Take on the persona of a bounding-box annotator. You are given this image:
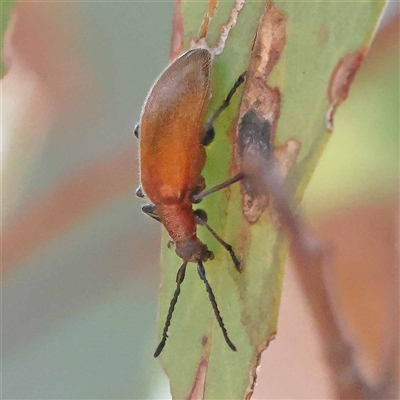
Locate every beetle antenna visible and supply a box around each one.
[154,262,187,357]
[197,261,237,352]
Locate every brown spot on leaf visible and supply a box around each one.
[237,108,273,224]
[249,2,286,79]
[273,138,302,180]
[242,192,269,224]
[191,0,245,56]
[198,0,219,42]
[170,0,184,60]
[201,335,208,347]
[185,359,208,400]
[326,49,365,131]
[209,0,246,55]
[236,2,299,224]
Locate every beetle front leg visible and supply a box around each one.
[194,209,241,271]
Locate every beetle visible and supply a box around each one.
[134,48,246,357]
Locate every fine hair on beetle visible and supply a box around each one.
[135,48,246,357]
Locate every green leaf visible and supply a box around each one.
[1,1,15,78]
[155,1,385,399]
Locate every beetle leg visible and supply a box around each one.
[194,209,241,271]
[201,71,247,145]
[135,186,145,198]
[133,123,140,138]
[191,172,245,203]
[142,204,161,223]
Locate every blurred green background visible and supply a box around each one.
[2,2,398,399]
[3,3,174,399]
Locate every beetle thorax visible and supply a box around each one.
[156,202,214,263]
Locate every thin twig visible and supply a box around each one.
[244,156,399,399]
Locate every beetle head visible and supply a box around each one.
[175,238,214,263]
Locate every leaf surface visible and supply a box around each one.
[156,1,385,399]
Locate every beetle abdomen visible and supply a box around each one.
[139,49,212,203]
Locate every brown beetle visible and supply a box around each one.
[135,48,245,357]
